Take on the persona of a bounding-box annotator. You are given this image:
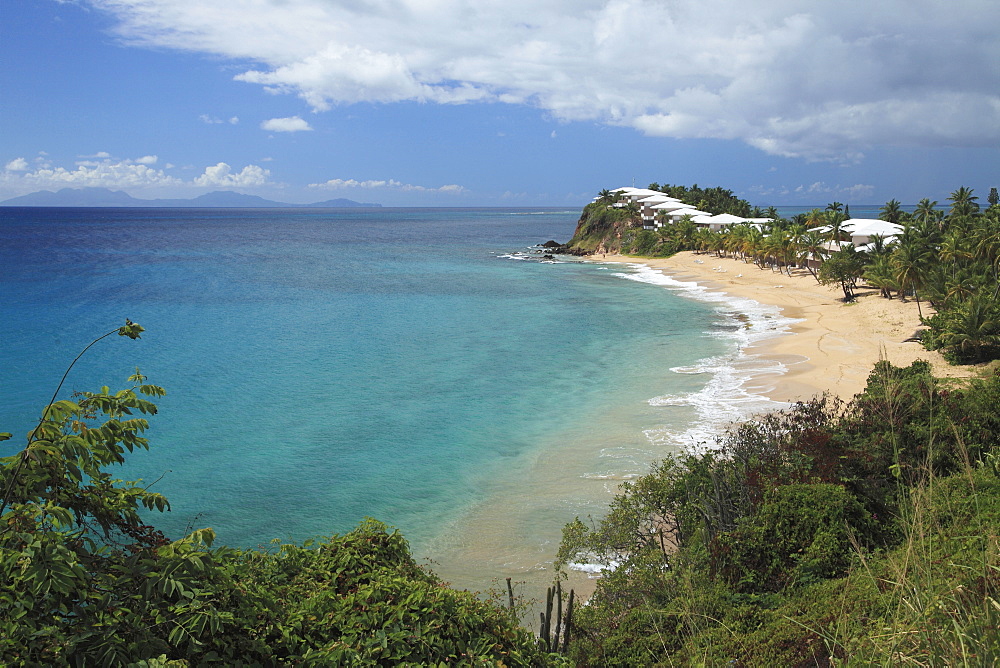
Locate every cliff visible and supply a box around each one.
[565,202,637,254]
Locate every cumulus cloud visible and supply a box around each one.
[7,158,183,189]
[309,178,465,193]
[260,116,313,132]
[1,155,271,192]
[194,162,271,187]
[83,0,1000,161]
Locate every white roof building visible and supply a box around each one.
[637,195,681,204]
[842,219,904,245]
[664,208,711,222]
[619,188,665,200]
[650,201,696,212]
[812,218,903,247]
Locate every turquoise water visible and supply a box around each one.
[1,206,793,591]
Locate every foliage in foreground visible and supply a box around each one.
[0,324,553,666]
[558,361,1000,665]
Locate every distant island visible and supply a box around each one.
[0,187,381,208]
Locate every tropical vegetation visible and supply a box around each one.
[7,181,1000,664]
[571,184,1000,364]
[557,360,1000,665]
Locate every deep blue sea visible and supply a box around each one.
[1,206,795,591]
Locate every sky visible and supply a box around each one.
[2,0,998,207]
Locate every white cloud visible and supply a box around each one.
[85,0,1000,161]
[260,116,313,132]
[7,160,182,189]
[200,114,241,125]
[194,162,271,187]
[309,178,465,193]
[1,156,271,193]
[843,183,876,199]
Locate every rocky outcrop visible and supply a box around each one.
[564,204,635,254]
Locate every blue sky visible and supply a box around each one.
[2,0,998,207]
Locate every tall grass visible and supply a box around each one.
[819,391,1000,665]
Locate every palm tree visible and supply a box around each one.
[914,198,940,224]
[596,189,615,206]
[936,293,1000,361]
[866,233,893,257]
[892,238,933,317]
[797,230,828,281]
[825,212,850,246]
[741,226,765,266]
[724,224,748,260]
[623,200,641,227]
[674,216,697,249]
[974,217,1000,279]
[863,254,899,299]
[772,232,797,275]
[948,186,979,217]
[826,201,844,214]
[693,228,715,254]
[880,199,904,224]
[805,208,828,230]
[939,230,973,267]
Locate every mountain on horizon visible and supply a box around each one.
[0,187,381,208]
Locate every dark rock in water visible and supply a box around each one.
[534,240,590,256]
[542,254,555,259]
[529,240,590,257]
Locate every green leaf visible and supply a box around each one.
[118,319,144,339]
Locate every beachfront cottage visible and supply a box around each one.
[810,218,903,250]
[840,219,904,247]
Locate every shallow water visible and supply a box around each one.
[1,206,796,603]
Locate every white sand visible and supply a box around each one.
[598,251,976,403]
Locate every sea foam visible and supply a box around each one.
[609,262,802,453]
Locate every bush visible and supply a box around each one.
[713,483,875,591]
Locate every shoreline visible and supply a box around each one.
[429,248,979,609]
[596,251,975,403]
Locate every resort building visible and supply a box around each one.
[602,186,771,232]
[840,219,904,247]
[810,218,904,251]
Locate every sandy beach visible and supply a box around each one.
[598,251,975,403]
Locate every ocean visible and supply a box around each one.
[1,206,795,593]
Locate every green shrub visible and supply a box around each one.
[713,483,875,592]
